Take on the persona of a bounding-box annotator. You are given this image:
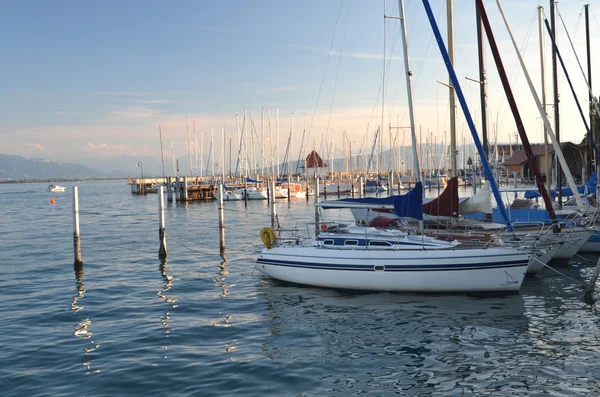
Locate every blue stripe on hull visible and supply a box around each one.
[256,258,529,272]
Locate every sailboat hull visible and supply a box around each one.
[256,246,529,292]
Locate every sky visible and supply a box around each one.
[1,0,599,175]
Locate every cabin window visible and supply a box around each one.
[323,239,334,246]
[344,240,359,246]
[369,240,392,247]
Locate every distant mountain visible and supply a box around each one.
[0,154,108,180]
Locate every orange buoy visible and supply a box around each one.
[49,198,56,205]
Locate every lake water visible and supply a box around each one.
[2,180,600,396]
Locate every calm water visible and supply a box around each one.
[2,180,600,396]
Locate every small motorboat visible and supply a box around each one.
[48,185,66,192]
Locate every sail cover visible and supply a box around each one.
[393,182,423,220]
[422,177,459,217]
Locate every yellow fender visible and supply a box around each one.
[260,227,276,249]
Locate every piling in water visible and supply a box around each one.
[270,179,277,230]
[158,186,167,258]
[73,186,83,266]
[218,183,225,253]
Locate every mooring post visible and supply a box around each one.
[244,177,248,206]
[166,177,172,202]
[323,180,327,199]
[358,176,364,198]
[73,186,83,266]
[183,176,188,202]
[306,178,310,201]
[270,179,277,230]
[266,177,271,204]
[158,186,168,258]
[389,172,394,196]
[174,177,180,202]
[287,174,291,202]
[218,183,225,253]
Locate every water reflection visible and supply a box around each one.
[71,263,100,374]
[257,281,534,395]
[213,253,238,354]
[158,259,177,359]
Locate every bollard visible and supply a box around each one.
[158,186,168,258]
[73,186,83,266]
[270,179,277,230]
[218,183,225,253]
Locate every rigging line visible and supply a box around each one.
[591,6,600,36]
[306,0,345,147]
[496,8,537,141]
[556,3,584,66]
[555,3,591,88]
[325,1,352,153]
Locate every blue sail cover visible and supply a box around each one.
[524,173,596,199]
[320,183,424,220]
[394,182,423,220]
[246,177,263,183]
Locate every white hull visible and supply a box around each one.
[526,242,562,273]
[235,187,268,200]
[552,228,594,259]
[48,185,66,192]
[256,245,529,292]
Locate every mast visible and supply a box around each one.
[543,18,600,162]
[476,2,488,159]
[538,5,551,192]
[476,0,557,225]
[422,0,513,230]
[186,116,192,177]
[398,0,423,232]
[448,0,457,178]
[550,0,562,207]
[261,108,264,179]
[494,0,583,208]
[586,4,594,172]
[221,125,225,183]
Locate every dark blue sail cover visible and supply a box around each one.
[394,182,423,220]
[320,183,424,220]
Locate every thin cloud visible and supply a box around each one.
[288,44,403,61]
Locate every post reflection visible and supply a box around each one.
[214,253,231,297]
[158,259,177,359]
[71,262,100,374]
[214,253,238,353]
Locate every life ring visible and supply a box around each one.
[260,227,276,249]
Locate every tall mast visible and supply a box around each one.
[538,6,551,193]
[476,2,488,159]
[476,0,557,225]
[550,0,562,207]
[211,128,215,178]
[186,116,193,177]
[221,125,225,182]
[261,108,265,178]
[494,0,583,208]
[448,0,457,178]
[159,125,166,180]
[586,4,594,172]
[276,105,280,177]
[398,0,421,183]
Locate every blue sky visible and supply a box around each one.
[1,0,598,174]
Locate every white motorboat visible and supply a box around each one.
[48,185,66,192]
[235,186,268,200]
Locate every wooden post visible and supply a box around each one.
[270,179,277,230]
[166,177,173,202]
[287,174,291,202]
[323,180,327,199]
[174,177,180,202]
[218,183,225,253]
[183,176,188,201]
[358,176,364,198]
[389,172,394,196]
[266,177,271,204]
[73,186,83,266]
[244,177,248,206]
[315,177,320,201]
[158,186,167,258]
